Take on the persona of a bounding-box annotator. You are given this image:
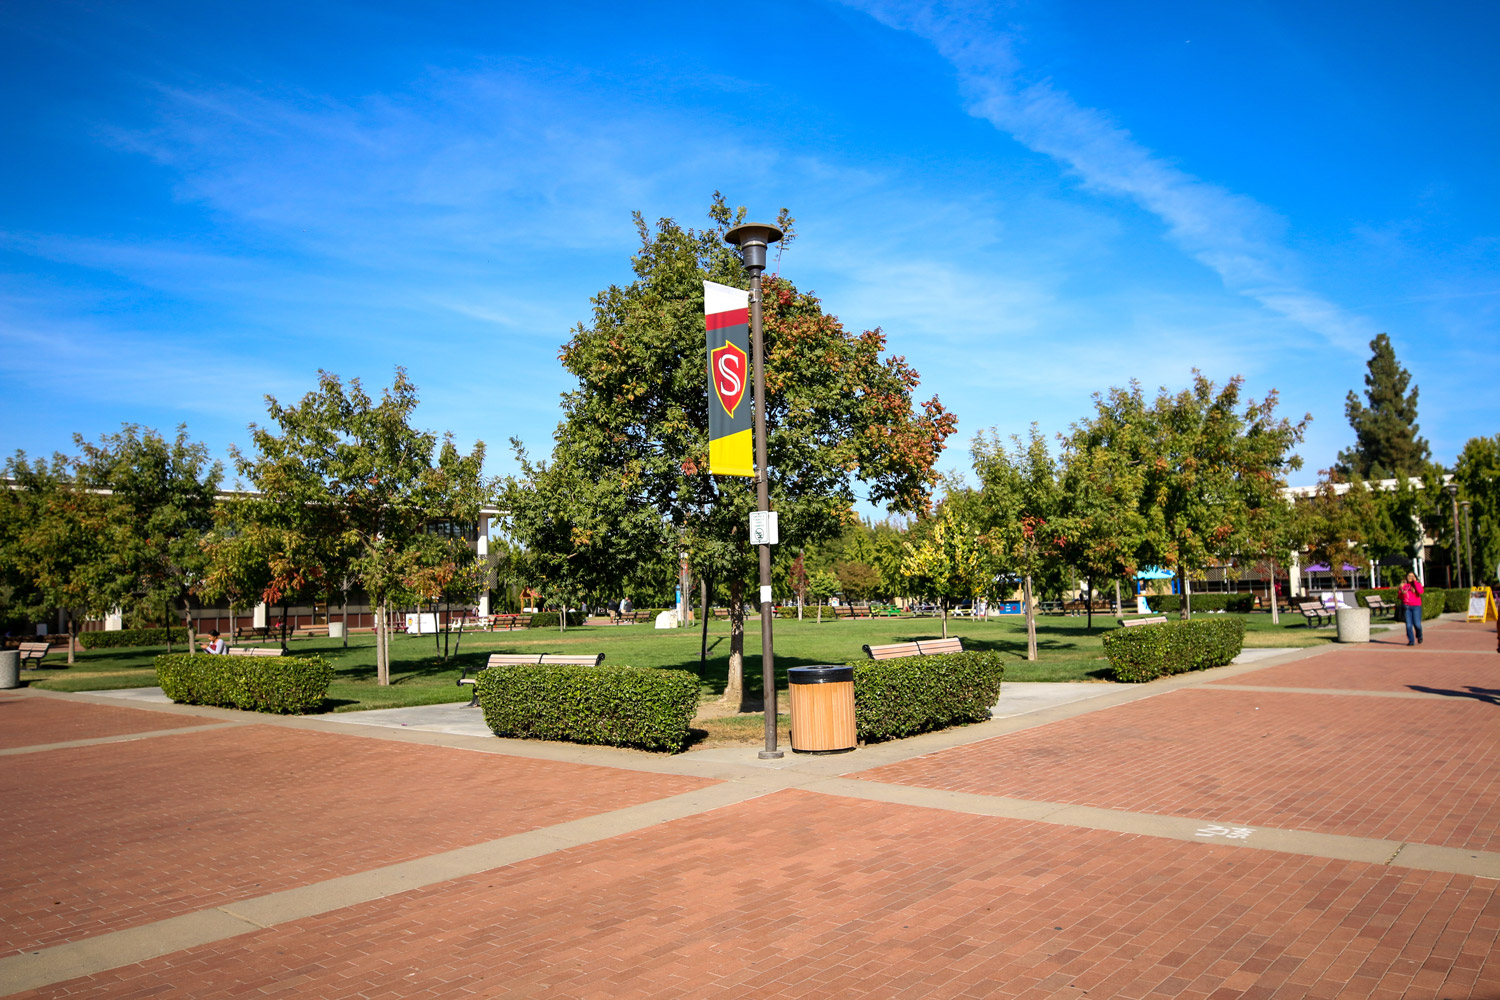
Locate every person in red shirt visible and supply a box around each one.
[1397,572,1424,646]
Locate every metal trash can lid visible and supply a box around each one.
[787,664,854,684]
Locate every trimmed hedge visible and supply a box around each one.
[1443,587,1470,613]
[1101,617,1246,683]
[1354,587,1447,620]
[849,651,1005,743]
[525,611,588,629]
[78,627,190,650]
[155,653,332,714]
[475,661,698,753]
[1149,593,1255,614]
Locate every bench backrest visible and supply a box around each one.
[18,642,50,658]
[1121,616,1168,628]
[485,653,606,668]
[1297,601,1324,612]
[863,637,965,660]
[227,646,284,657]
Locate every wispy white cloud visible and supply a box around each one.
[844,0,1375,355]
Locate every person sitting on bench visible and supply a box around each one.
[203,629,227,655]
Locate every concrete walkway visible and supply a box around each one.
[2,625,1496,998]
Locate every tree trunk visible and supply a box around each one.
[720,578,747,710]
[1179,567,1192,620]
[1085,577,1093,629]
[66,610,76,665]
[1114,579,1122,617]
[816,599,822,623]
[376,598,390,686]
[699,574,711,673]
[280,600,289,651]
[1023,574,1038,661]
[1268,565,1280,625]
[940,599,948,638]
[340,586,349,649]
[165,600,174,654]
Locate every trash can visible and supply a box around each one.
[0,650,19,690]
[788,665,856,754]
[1335,606,1370,643]
[328,622,345,639]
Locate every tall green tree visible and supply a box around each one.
[1336,333,1430,479]
[899,501,989,638]
[540,198,956,709]
[1453,434,1500,585]
[227,369,490,684]
[73,425,222,648]
[1075,376,1307,618]
[1059,415,1150,628]
[972,425,1065,660]
[0,452,113,661]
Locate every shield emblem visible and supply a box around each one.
[710,341,748,418]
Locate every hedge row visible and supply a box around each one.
[1149,594,1255,614]
[1101,618,1246,683]
[78,628,190,650]
[1354,587,1450,620]
[849,651,1005,743]
[525,611,588,629]
[475,661,699,752]
[155,653,333,714]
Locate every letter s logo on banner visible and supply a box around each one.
[711,341,747,418]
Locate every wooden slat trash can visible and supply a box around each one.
[788,665,856,754]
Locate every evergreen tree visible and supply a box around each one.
[1336,333,1430,479]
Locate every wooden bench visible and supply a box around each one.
[1363,595,1396,619]
[18,641,51,668]
[457,652,607,706]
[862,637,965,660]
[615,610,653,624]
[1118,615,1169,628]
[226,646,285,657]
[1297,601,1334,627]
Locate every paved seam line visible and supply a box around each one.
[801,776,1500,881]
[0,779,771,996]
[0,721,251,757]
[1203,685,1460,700]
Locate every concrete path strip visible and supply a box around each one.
[0,721,248,757]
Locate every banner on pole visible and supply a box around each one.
[704,280,754,477]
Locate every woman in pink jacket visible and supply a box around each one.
[1398,572,1424,646]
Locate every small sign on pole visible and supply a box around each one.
[749,511,779,546]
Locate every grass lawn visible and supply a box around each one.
[22,610,1351,712]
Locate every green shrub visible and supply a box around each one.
[155,653,332,714]
[78,627,190,650]
[525,611,588,629]
[475,662,699,752]
[1443,588,1470,613]
[849,651,1004,743]
[1424,589,1447,620]
[1149,593,1255,614]
[1101,618,1246,683]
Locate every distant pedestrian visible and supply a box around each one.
[1397,573,1424,646]
[607,599,619,623]
[620,596,633,615]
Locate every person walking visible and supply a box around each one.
[1397,572,1424,646]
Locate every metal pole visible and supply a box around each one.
[725,222,784,760]
[1462,501,1474,587]
[1448,484,1463,589]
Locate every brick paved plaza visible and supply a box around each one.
[2,621,1496,998]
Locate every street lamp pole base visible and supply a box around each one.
[757,750,785,760]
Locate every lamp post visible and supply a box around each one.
[724,221,784,760]
[1445,482,1463,589]
[1461,501,1474,588]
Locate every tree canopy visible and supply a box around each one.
[1336,333,1430,480]
[512,197,957,708]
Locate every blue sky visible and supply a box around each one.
[3,0,1496,494]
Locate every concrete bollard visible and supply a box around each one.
[0,650,19,689]
[1335,606,1371,643]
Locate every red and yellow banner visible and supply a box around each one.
[704,281,753,477]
